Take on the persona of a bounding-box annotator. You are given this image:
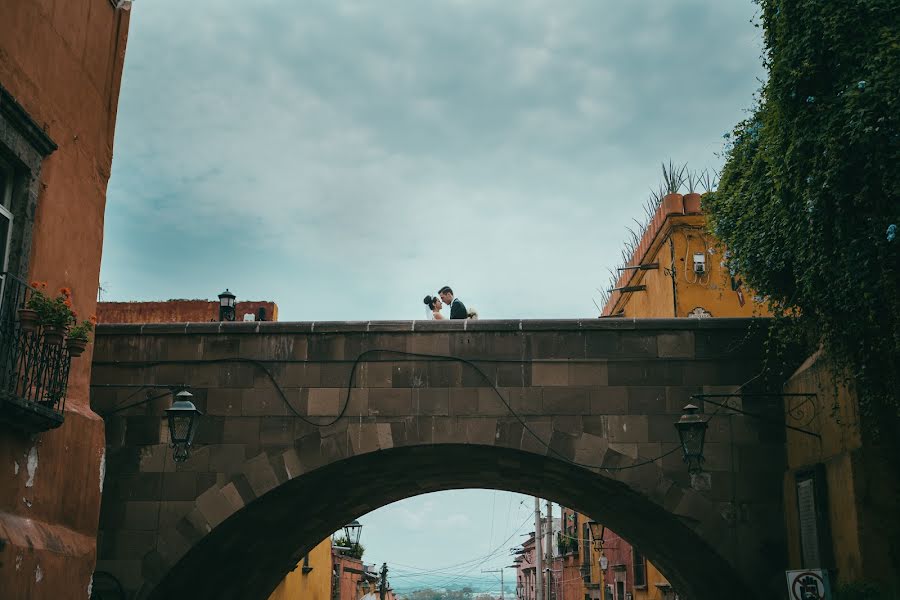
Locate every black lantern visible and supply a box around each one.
[587,521,605,552]
[343,520,363,548]
[675,404,708,474]
[218,289,236,322]
[165,390,202,462]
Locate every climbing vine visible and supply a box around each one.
[704,0,900,428]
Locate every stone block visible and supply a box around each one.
[208,444,246,475]
[320,363,355,388]
[552,415,583,435]
[608,361,683,386]
[391,361,430,388]
[160,472,198,501]
[589,387,628,414]
[413,388,449,416]
[195,486,235,528]
[123,501,160,530]
[428,361,461,387]
[218,363,256,388]
[343,389,369,417]
[500,387,544,415]
[573,432,607,467]
[307,388,341,417]
[260,417,294,446]
[408,333,451,356]
[605,415,648,443]
[125,417,162,445]
[477,387,510,416]
[464,418,498,445]
[618,333,658,357]
[496,419,524,450]
[608,442,639,459]
[206,389,243,416]
[520,419,551,455]
[657,331,695,358]
[449,388,479,415]
[241,453,279,497]
[110,530,157,560]
[363,362,393,388]
[174,446,210,473]
[542,388,590,415]
[241,388,288,417]
[158,501,194,530]
[532,362,569,386]
[280,449,304,480]
[627,387,667,415]
[549,430,576,461]
[222,418,260,446]
[583,331,619,357]
[647,415,681,443]
[307,334,345,361]
[368,388,412,416]
[497,363,530,387]
[348,423,381,454]
[431,417,459,444]
[569,362,608,386]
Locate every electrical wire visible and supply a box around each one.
[99,351,765,472]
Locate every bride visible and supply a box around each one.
[423,295,445,320]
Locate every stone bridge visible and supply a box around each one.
[90,319,787,600]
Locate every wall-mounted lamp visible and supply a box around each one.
[674,404,708,475]
[165,390,203,462]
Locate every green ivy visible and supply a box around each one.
[705,0,900,431]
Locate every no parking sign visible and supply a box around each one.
[785,570,832,600]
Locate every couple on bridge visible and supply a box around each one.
[423,285,477,320]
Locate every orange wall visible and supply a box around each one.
[97,299,279,323]
[602,194,767,319]
[0,1,130,598]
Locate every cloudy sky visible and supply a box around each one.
[102,0,764,584]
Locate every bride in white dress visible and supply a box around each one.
[423,295,445,320]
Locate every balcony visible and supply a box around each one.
[0,273,70,432]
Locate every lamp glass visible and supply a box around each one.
[343,520,363,547]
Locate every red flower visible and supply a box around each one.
[59,287,72,297]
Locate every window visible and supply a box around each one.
[796,465,834,569]
[581,523,590,563]
[0,156,14,296]
[632,549,646,587]
[615,581,625,600]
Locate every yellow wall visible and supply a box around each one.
[781,352,899,588]
[607,214,767,319]
[269,538,333,600]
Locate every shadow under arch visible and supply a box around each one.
[148,444,754,600]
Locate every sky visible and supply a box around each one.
[102,0,765,587]
[101,0,764,321]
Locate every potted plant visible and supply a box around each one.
[66,316,96,357]
[26,284,75,345]
[661,160,686,213]
[683,170,703,214]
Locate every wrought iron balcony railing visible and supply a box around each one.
[0,273,70,432]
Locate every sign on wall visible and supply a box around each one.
[785,570,832,600]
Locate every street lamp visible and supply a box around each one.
[218,289,236,322]
[674,404,708,474]
[587,521,605,552]
[343,520,363,548]
[165,390,202,462]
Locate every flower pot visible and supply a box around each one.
[661,193,684,215]
[42,325,67,346]
[66,337,88,357]
[683,192,702,214]
[17,308,39,333]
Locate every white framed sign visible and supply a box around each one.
[785,570,832,600]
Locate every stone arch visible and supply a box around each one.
[142,443,749,600]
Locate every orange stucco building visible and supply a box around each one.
[0,1,131,598]
[97,298,279,324]
[602,192,766,319]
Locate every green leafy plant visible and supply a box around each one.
[333,535,365,559]
[26,282,75,329]
[704,0,900,435]
[661,160,686,195]
[68,317,96,342]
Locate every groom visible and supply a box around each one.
[438,286,468,319]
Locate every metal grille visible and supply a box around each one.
[0,273,70,431]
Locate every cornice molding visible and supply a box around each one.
[0,83,57,157]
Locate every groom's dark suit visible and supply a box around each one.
[449,298,468,319]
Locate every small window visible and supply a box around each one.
[615,581,625,600]
[632,549,646,587]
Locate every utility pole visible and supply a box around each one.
[545,500,552,600]
[481,568,504,600]
[534,497,543,600]
[379,562,388,600]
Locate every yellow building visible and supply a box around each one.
[269,538,333,600]
[602,192,766,319]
